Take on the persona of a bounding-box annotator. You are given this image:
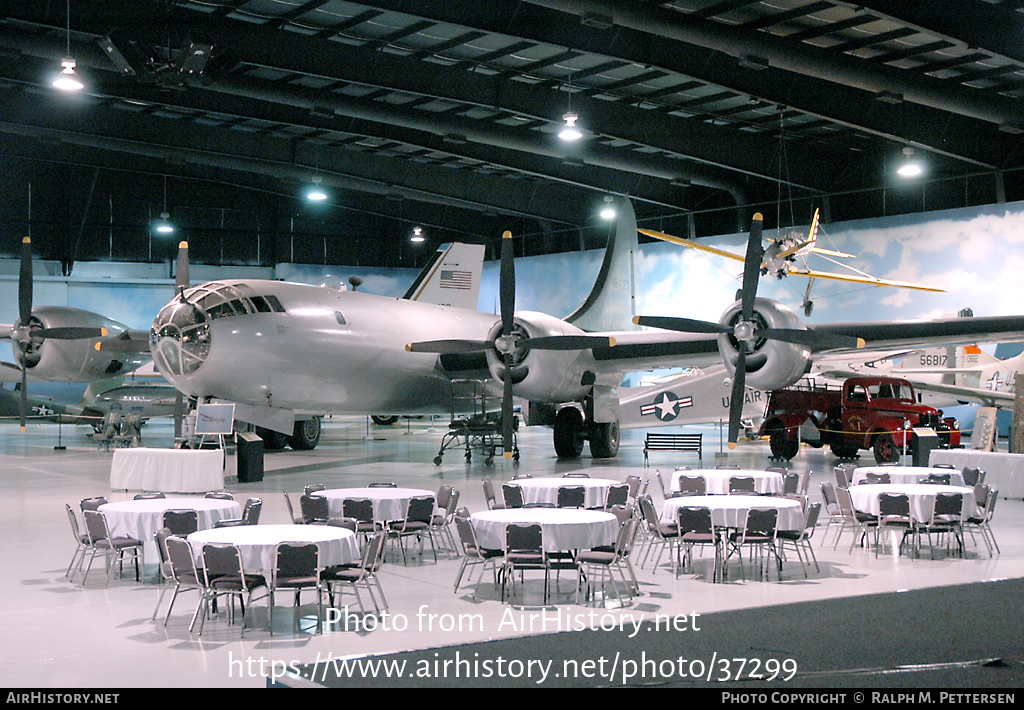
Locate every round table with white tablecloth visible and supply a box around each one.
[316,487,435,522]
[848,483,977,523]
[469,509,618,552]
[662,495,804,532]
[187,524,359,572]
[671,469,785,495]
[511,477,621,508]
[852,466,965,487]
[98,497,241,541]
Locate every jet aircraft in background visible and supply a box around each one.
[148,201,1024,460]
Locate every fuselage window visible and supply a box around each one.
[205,301,236,320]
[335,311,346,325]
[228,299,250,315]
[264,295,285,312]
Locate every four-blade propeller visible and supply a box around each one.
[6,237,107,430]
[634,213,863,449]
[406,231,613,459]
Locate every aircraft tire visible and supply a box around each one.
[371,415,400,426]
[553,407,585,459]
[256,427,289,450]
[589,420,620,459]
[288,416,322,450]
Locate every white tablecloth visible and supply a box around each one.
[848,484,977,523]
[470,509,617,552]
[662,495,804,532]
[928,449,1024,498]
[512,477,621,508]
[98,498,241,541]
[110,448,225,493]
[671,469,785,495]
[317,487,435,522]
[187,524,359,572]
[852,466,965,487]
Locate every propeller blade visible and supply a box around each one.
[19,364,28,431]
[19,237,32,327]
[521,335,616,350]
[755,328,864,350]
[633,315,729,335]
[36,327,108,340]
[739,213,764,321]
[728,347,747,448]
[500,231,515,337]
[405,339,491,354]
[175,241,190,293]
[502,353,514,459]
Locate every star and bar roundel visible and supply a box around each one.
[639,391,693,422]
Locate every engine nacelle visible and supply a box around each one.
[717,297,812,391]
[12,307,142,382]
[485,311,597,403]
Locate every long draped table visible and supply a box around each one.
[670,469,785,495]
[928,449,1024,498]
[98,497,241,541]
[110,448,225,493]
[469,509,617,552]
[187,524,360,572]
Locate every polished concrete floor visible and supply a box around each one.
[1,415,1021,688]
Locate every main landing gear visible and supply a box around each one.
[552,406,620,460]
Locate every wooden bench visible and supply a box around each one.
[643,432,703,467]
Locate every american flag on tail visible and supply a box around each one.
[440,270,472,290]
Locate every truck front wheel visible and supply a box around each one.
[769,427,799,460]
[873,433,900,464]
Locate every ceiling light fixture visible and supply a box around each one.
[306,175,328,201]
[897,146,923,178]
[599,195,617,220]
[155,212,174,234]
[53,1,83,92]
[411,226,425,243]
[559,112,583,141]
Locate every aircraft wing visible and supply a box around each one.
[786,267,945,292]
[811,315,1024,357]
[96,329,152,353]
[897,380,1014,408]
[637,228,746,263]
[588,329,723,373]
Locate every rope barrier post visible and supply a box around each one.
[54,411,66,451]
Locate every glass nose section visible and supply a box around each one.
[150,299,211,376]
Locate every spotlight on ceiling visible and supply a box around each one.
[154,212,174,234]
[558,112,583,141]
[306,176,328,202]
[411,226,425,243]
[599,195,617,220]
[897,147,923,178]
[53,57,83,91]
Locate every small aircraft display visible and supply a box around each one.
[148,200,1024,460]
[638,208,945,316]
[817,343,1024,410]
[0,238,152,430]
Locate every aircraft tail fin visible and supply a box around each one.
[403,242,485,310]
[564,197,640,332]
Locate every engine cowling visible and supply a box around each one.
[717,297,812,391]
[485,311,597,403]
[11,307,142,382]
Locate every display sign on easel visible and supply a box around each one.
[195,403,235,449]
[971,407,998,452]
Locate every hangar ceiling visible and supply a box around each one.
[2,1,1024,270]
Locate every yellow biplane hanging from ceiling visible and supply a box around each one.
[638,208,945,316]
